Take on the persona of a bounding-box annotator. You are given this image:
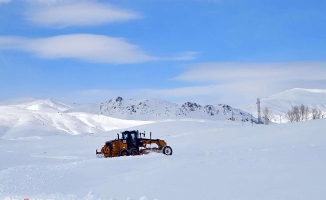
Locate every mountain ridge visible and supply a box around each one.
[0,96,253,137]
[96,96,252,121]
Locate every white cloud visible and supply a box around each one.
[25,1,141,27]
[69,88,211,104]
[135,83,266,105]
[0,0,11,5]
[170,62,326,105]
[31,0,65,5]
[176,62,326,82]
[0,34,155,64]
[169,51,199,61]
[51,61,326,105]
[65,61,326,105]
[0,36,26,50]
[0,34,198,64]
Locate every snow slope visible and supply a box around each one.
[1,119,326,200]
[242,88,326,123]
[0,98,152,138]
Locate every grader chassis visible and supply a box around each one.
[96,130,172,158]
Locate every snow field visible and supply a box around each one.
[1,119,326,199]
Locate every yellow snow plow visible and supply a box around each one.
[96,130,172,158]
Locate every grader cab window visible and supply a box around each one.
[121,131,137,149]
[131,132,136,140]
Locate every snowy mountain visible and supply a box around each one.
[242,88,326,123]
[0,97,253,137]
[96,96,253,121]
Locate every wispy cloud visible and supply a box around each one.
[0,0,11,5]
[0,34,197,64]
[169,51,199,61]
[176,62,326,82]
[25,1,141,27]
[71,84,263,105]
[30,0,66,5]
[0,34,155,64]
[70,88,211,104]
[171,62,326,105]
[60,62,326,105]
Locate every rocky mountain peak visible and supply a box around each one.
[182,102,202,111]
[98,96,253,121]
[116,96,123,102]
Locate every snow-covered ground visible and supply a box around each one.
[1,118,326,200]
[1,90,326,199]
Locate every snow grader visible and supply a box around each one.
[96,130,173,158]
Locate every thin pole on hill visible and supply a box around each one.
[280,115,282,124]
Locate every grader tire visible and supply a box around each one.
[162,146,173,155]
[118,149,129,157]
[129,148,140,156]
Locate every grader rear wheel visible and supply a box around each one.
[118,149,129,157]
[129,148,140,156]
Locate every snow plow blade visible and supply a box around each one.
[96,149,104,158]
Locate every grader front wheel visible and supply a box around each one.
[162,146,173,155]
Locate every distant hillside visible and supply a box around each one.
[94,96,253,121]
[0,97,254,137]
[242,88,326,123]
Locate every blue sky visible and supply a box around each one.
[0,0,326,106]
